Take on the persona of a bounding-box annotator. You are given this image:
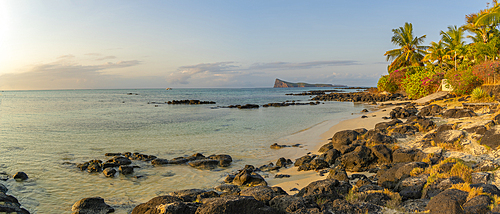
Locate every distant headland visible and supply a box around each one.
[273,78,346,88]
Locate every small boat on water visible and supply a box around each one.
[166,88,172,90]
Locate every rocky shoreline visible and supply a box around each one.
[7,91,500,213]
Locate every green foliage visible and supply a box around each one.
[384,22,428,72]
[445,68,483,96]
[400,66,444,99]
[471,87,488,100]
[377,75,398,93]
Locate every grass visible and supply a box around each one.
[450,183,487,201]
[423,158,474,188]
[471,87,496,102]
[346,187,402,210]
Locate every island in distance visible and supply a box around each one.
[273,78,347,88]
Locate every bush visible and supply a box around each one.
[388,68,408,87]
[472,60,500,84]
[401,66,444,99]
[445,69,483,96]
[471,87,488,100]
[377,75,398,93]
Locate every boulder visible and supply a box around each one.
[168,189,206,202]
[320,148,341,165]
[296,179,351,200]
[275,157,293,168]
[269,195,317,213]
[207,155,232,167]
[239,186,287,205]
[102,168,116,178]
[331,130,360,145]
[188,159,220,170]
[364,131,395,145]
[374,119,402,130]
[442,109,476,118]
[294,155,315,167]
[392,148,425,163]
[318,142,333,153]
[401,199,429,213]
[106,156,132,166]
[433,130,464,144]
[214,184,240,194]
[119,166,134,175]
[131,195,184,214]
[320,198,382,214]
[13,172,28,181]
[151,158,170,166]
[195,196,278,214]
[418,104,444,117]
[0,192,30,214]
[472,172,491,184]
[463,195,491,214]
[326,166,349,182]
[169,157,189,164]
[196,191,219,202]
[71,197,114,214]
[425,189,467,214]
[479,127,500,150]
[87,160,102,173]
[298,158,329,171]
[232,169,267,187]
[339,146,375,172]
[370,144,392,164]
[470,183,500,196]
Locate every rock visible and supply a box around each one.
[269,195,317,213]
[298,158,329,171]
[169,157,190,164]
[392,148,425,163]
[331,130,360,145]
[361,109,369,113]
[270,143,286,149]
[195,196,278,214]
[472,172,491,184]
[239,186,287,205]
[339,146,375,172]
[442,108,476,118]
[87,160,103,173]
[374,119,402,130]
[370,144,392,164]
[296,179,351,200]
[13,172,28,181]
[106,156,132,166]
[364,131,396,145]
[214,184,240,194]
[479,127,500,150]
[0,183,7,194]
[474,160,499,171]
[320,198,382,214]
[102,168,116,178]
[131,195,184,214]
[318,142,334,153]
[463,195,491,214]
[390,105,418,119]
[418,104,444,117]
[0,192,30,214]
[151,158,170,166]
[320,148,341,165]
[232,169,267,186]
[425,189,467,214]
[422,177,465,199]
[326,166,349,182]
[276,157,293,168]
[470,183,500,196]
[196,191,219,202]
[395,162,428,181]
[357,184,384,193]
[119,166,134,175]
[294,155,315,167]
[167,189,206,202]
[188,159,220,170]
[274,174,290,178]
[71,197,114,214]
[401,199,429,213]
[433,130,465,144]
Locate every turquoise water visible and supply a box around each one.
[0,88,367,213]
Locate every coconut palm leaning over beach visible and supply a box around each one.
[384,22,428,72]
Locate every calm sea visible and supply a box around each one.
[0,88,367,213]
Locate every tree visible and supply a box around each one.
[384,22,428,72]
[439,26,465,67]
[475,1,500,27]
[423,41,447,67]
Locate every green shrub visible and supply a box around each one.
[471,87,488,100]
[445,69,483,96]
[472,60,500,84]
[377,75,398,93]
[401,66,443,99]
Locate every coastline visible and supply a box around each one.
[267,103,394,193]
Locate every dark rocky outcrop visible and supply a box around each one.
[195,196,278,214]
[0,192,30,214]
[13,172,28,181]
[425,189,468,214]
[231,169,267,187]
[167,100,216,105]
[479,127,500,149]
[339,146,375,172]
[442,109,476,118]
[71,197,114,214]
[239,186,287,205]
[188,159,220,170]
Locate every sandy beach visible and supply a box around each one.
[267,104,396,194]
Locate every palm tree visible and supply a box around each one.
[475,2,500,27]
[423,41,447,67]
[384,22,428,72]
[440,26,465,67]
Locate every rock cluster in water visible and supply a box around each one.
[168,100,216,105]
[75,152,233,178]
[0,173,30,213]
[312,92,406,103]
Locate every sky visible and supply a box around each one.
[0,0,491,90]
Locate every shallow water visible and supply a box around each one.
[0,88,367,213]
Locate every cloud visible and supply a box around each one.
[84,53,101,56]
[168,62,239,84]
[248,60,360,70]
[0,57,141,90]
[96,56,117,61]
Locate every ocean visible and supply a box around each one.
[0,88,368,213]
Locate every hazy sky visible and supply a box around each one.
[0,1,490,90]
